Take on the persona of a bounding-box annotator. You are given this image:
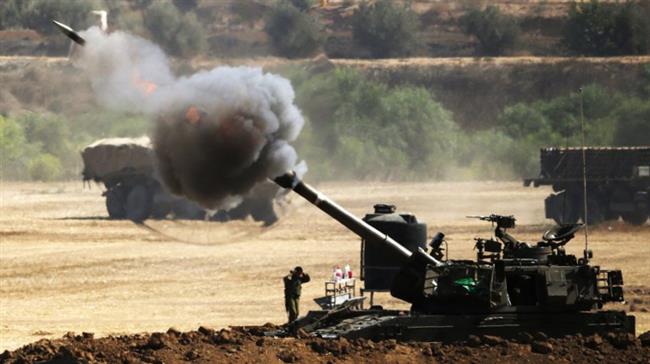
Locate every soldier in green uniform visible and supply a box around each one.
[283,266,311,323]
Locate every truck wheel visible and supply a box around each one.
[226,201,252,221]
[172,200,205,220]
[105,188,126,219]
[125,185,153,222]
[621,210,648,225]
[583,197,605,226]
[605,210,620,221]
[150,192,173,219]
[552,207,579,225]
[249,199,278,226]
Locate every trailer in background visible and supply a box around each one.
[524,147,650,225]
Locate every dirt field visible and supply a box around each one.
[1,180,649,352]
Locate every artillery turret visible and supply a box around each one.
[272,171,635,341]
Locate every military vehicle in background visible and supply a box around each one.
[524,147,650,225]
[81,137,281,224]
[268,171,633,341]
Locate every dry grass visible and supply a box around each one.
[1,180,648,351]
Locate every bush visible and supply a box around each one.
[172,0,199,13]
[460,6,520,56]
[0,115,26,163]
[144,1,207,57]
[289,0,314,11]
[294,68,457,180]
[19,113,71,159]
[265,3,323,58]
[613,98,650,146]
[0,115,33,179]
[231,0,264,26]
[18,113,79,178]
[489,84,650,178]
[499,103,550,139]
[642,64,650,97]
[499,84,621,142]
[28,153,63,181]
[563,0,650,56]
[0,0,29,29]
[351,0,420,58]
[21,0,97,36]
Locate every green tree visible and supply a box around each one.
[265,2,323,58]
[351,0,421,58]
[294,69,457,180]
[641,64,650,97]
[144,1,207,57]
[492,84,626,177]
[0,115,32,179]
[563,0,650,56]
[499,104,550,139]
[231,0,265,26]
[0,0,29,29]
[172,0,199,13]
[289,0,314,11]
[28,153,63,181]
[460,6,520,56]
[613,98,650,146]
[18,113,78,178]
[21,0,97,36]
[20,113,71,159]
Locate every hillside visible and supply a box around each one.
[2,55,648,129]
[0,0,627,58]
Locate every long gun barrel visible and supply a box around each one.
[274,171,442,266]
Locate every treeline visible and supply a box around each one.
[2,0,650,58]
[289,68,650,181]
[2,67,648,182]
[0,0,206,56]
[0,112,147,181]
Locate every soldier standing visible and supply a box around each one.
[283,266,310,323]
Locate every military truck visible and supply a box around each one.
[81,137,281,224]
[524,147,650,225]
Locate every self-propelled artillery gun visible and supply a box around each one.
[271,171,634,341]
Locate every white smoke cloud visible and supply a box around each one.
[75,27,306,209]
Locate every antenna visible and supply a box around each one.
[579,87,590,262]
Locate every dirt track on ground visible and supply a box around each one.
[1,181,649,353]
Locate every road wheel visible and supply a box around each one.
[621,210,648,225]
[105,188,126,219]
[125,185,153,222]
